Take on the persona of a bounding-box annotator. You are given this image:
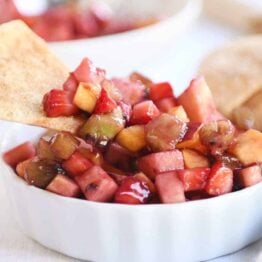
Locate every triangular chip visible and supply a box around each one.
[0,20,84,133]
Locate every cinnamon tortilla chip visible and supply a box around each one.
[0,20,84,133]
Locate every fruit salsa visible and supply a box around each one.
[0,0,158,42]
[3,58,262,204]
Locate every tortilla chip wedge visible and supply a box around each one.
[0,20,84,133]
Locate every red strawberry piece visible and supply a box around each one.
[63,73,78,93]
[155,97,177,112]
[149,82,174,101]
[205,162,233,196]
[3,142,36,167]
[177,167,210,192]
[114,177,152,204]
[94,88,117,114]
[43,89,79,117]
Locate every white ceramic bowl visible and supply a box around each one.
[49,0,202,75]
[0,122,262,262]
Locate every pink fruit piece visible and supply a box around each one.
[47,174,81,198]
[154,97,177,112]
[118,100,132,122]
[138,150,184,180]
[114,177,152,204]
[238,164,262,187]
[3,142,36,167]
[94,88,117,114]
[75,165,118,202]
[145,113,187,152]
[149,82,174,101]
[155,172,186,204]
[63,73,78,93]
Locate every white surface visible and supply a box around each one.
[0,15,262,262]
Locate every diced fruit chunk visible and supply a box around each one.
[129,72,153,88]
[138,150,184,179]
[228,129,262,165]
[116,125,146,153]
[130,100,160,125]
[168,106,189,122]
[205,162,233,196]
[50,132,80,160]
[238,165,262,187]
[114,177,152,204]
[134,172,156,193]
[155,97,177,112]
[16,158,32,178]
[145,113,187,151]
[177,77,224,122]
[62,151,93,177]
[3,142,36,167]
[182,149,209,168]
[155,172,186,203]
[75,165,118,202]
[94,88,117,114]
[73,82,101,113]
[36,138,56,160]
[47,174,81,197]
[149,82,173,101]
[177,167,210,191]
[63,73,78,92]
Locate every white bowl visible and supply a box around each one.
[49,0,202,75]
[0,122,262,262]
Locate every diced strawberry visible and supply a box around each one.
[102,79,122,102]
[238,165,262,187]
[16,158,32,178]
[43,89,79,117]
[118,101,132,122]
[63,73,78,93]
[75,165,118,202]
[155,97,177,112]
[149,82,174,101]
[73,58,105,85]
[138,150,184,179]
[155,172,186,204]
[205,162,233,196]
[47,174,81,197]
[62,151,93,177]
[3,142,36,167]
[177,168,210,192]
[130,100,160,125]
[114,177,152,204]
[94,88,117,114]
[112,77,145,105]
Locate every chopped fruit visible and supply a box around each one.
[116,125,146,153]
[129,72,153,88]
[118,101,132,122]
[16,159,32,178]
[182,149,209,168]
[102,79,122,102]
[3,142,36,167]
[138,150,184,179]
[73,82,101,113]
[130,100,160,125]
[78,147,104,166]
[205,162,233,196]
[155,97,177,112]
[134,172,156,193]
[63,73,78,93]
[238,165,262,187]
[62,151,93,177]
[155,172,186,204]
[73,58,105,85]
[102,163,127,183]
[114,177,152,204]
[177,77,224,123]
[176,123,207,154]
[47,174,81,197]
[145,113,187,151]
[94,88,117,114]
[215,154,242,170]
[79,107,125,146]
[177,168,210,192]
[112,77,145,105]
[168,106,189,122]
[25,158,62,189]
[50,132,80,160]
[43,89,79,117]
[199,120,235,155]
[36,138,56,160]
[149,82,174,101]
[228,129,262,166]
[75,165,118,202]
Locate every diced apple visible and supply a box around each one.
[182,149,209,168]
[145,113,187,151]
[116,125,146,153]
[75,165,118,202]
[16,158,32,178]
[36,138,56,160]
[168,106,189,122]
[177,167,210,192]
[228,129,262,166]
[155,172,186,204]
[149,82,174,101]
[238,165,262,187]
[177,77,224,122]
[47,174,81,197]
[138,150,184,179]
[155,97,177,112]
[73,82,101,113]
